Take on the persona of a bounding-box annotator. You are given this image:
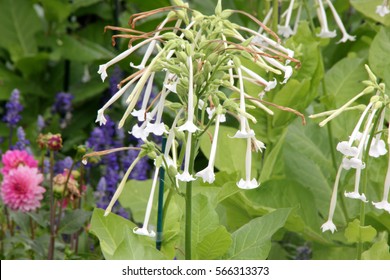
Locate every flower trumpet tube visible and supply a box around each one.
[133,168,160,237]
[237,137,260,190]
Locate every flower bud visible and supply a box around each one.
[47,134,63,151]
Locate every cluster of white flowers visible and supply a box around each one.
[92,0,300,237]
[310,65,390,233]
[262,0,355,43]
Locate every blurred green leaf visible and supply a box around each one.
[38,0,72,22]
[351,0,390,27]
[59,209,91,234]
[369,26,390,79]
[0,0,43,61]
[225,208,291,259]
[59,35,115,62]
[362,232,390,260]
[344,219,377,244]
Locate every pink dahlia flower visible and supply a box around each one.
[1,150,38,175]
[1,166,45,212]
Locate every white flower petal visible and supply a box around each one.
[131,124,149,141]
[376,5,390,17]
[97,64,108,82]
[131,109,152,122]
[236,178,260,190]
[321,220,337,233]
[232,129,255,139]
[369,139,387,158]
[344,191,368,202]
[372,200,390,213]
[130,62,145,70]
[337,34,356,44]
[95,109,107,126]
[133,227,156,238]
[195,167,215,184]
[177,121,199,133]
[278,25,294,38]
[336,141,359,157]
[342,157,365,170]
[317,30,337,38]
[145,122,168,136]
[175,171,196,182]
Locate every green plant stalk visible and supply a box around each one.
[48,150,56,260]
[357,106,385,260]
[271,0,279,33]
[185,133,197,260]
[302,0,316,32]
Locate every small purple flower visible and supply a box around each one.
[52,92,74,116]
[37,115,45,132]
[2,89,23,127]
[13,127,30,150]
[54,156,73,175]
[52,92,74,128]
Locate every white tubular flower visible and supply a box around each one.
[342,157,365,170]
[196,113,222,183]
[130,17,169,70]
[369,110,387,158]
[178,56,199,133]
[263,56,293,84]
[233,67,255,139]
[133,168,159,237]
[321,165,343,233]
[176,132,196,182]
[324,0,356,43]
[131,72,155,122]
[163,73,178,93]
[278,0,295,38]
[240,65,277,92]
[251,136,266,153]
[336,103,372,158]
[344,157,368,202]
[376,0,390,17]
[98,36,159,82]
[131,124,150,141]
[206,107,226,123]
[373,130,390,213]
[145,89,169,136]
[104,156,141,216]
[237,137,260,189]
[292,3,302,34]
[96,72,143,126]
[316,0,336,38]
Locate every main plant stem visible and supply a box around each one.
[185,133,196,260]
[271,0,279,32]
[357,106,384,259]
[48,151,56,260]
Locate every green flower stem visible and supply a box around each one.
[357,105,385,260]
[48,150,56,260]
[185,133,197,260]
[272,0,279,33]
[302,0,316,32]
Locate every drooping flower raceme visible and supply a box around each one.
[91,0,301,236]
[310,65,390,233]
[267,0,355,43]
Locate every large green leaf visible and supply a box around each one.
[59,209,91,234]
[90,208,166,260]
[351,0,390,27]
[196,226,232,260]
[362,232,390,260]
[0,0,43,61]
[369,27,390,79]
[225,208,291,260]
[191,194,220,258]
[344,219,377,244]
